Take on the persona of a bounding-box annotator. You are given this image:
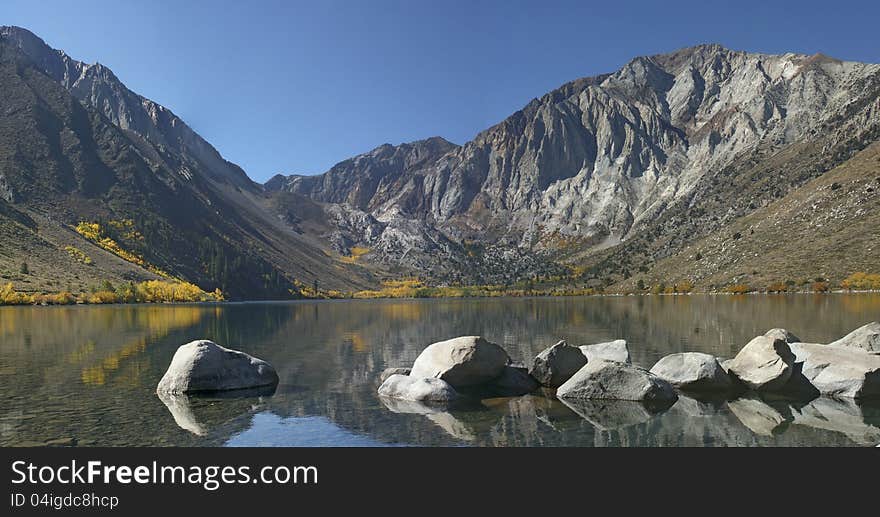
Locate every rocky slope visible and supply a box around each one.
[270,44,880,287]
[0,26,378,298]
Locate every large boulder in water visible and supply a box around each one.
[410,336,509,388]
[157,340,278,394]
[725,336,795,392]
[377,374,459,402]
[828,322,880,354]
[557,359,678,408]
[579,339,631,364]
[649,352,734,392]
[530,340,586,388]
[789,342,880,399]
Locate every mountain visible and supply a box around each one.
[2,26,879,297]
[0,26,378,298]
[270,44,880,289]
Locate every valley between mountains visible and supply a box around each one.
[1,26,879,301]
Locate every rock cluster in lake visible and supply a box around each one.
[377,322,880,425]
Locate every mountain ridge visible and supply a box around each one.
[2,25,879,296]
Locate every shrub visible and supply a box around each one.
[840,272,880,290]
[725,284,752,295]
[812,281,830,293]
[766,282,788,293]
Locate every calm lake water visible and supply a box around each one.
[2,294,879,447]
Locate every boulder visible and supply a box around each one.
[157,340,279,394]
[410,336,509,388]
[380,367,412,383]
[579,339,631,364]
[764,328,801,344]
[725,336,795,391]
[556,359,678,408]
[789,342,880,399]
[529,340,587,388]
[377,374,459,402]
[485,364,540,397]
[828,322,880,354]
[649,352,734,391]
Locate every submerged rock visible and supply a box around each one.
[725,336,795,392]
[380,367,412,383]
[828,322,880,354]
[377,374,459,402]
[579,339,631,364]
[649,352,734,392]
[486,364,540,397]
[410,336,509,388]
[530,340,587,388]
[791,397,880,446]
[727,396,790,436]
[559,398,665,430]
[556,359,678,408]
[156,340,279,394]
[789,342,880,399]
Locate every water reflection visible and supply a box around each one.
[1,295,880,446]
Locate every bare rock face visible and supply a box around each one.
[157,340,279,394]
[649,352,734,391]
[268,43,880,283]
[377,374,459,403]
[828,322,880,354]
[409,336,510,388]
[556,359,678,408]
[725,336,795,392]
[530,340,587,388]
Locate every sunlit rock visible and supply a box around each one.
[157,340,278,394]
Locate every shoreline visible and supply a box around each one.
[3,289,880,308]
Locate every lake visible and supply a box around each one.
[1,294,879,447]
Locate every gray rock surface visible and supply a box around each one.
[156,340,279,394]
[725,336,795,391]
[530,340,587,388]
[649,352,734,391]
[828,322,880,354]
[579,340,631,364]
[789,342,880,399]
[556,359,678,407]
[377,374,459,402]
[410,336,509,388]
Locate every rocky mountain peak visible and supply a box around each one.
[1,25,255,191]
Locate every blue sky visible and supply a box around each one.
[3,0,879,182]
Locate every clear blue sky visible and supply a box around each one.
[3,0,879,182]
